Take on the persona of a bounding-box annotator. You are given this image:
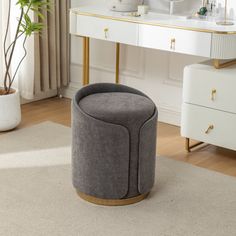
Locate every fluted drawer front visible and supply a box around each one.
[76,15,139,46]
[181,103,236,151]
[183,63,236,114]
[211,34,236,59]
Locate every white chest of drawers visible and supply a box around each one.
[181,63,236,151]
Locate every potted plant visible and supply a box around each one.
[0,0,49,131]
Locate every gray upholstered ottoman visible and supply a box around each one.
[72,83,158,206]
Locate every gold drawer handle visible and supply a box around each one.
[104,28,109,39]
[170,38,176,50]
[211,89,217,101]
[205,125,214,134]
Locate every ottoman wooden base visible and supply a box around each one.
[77,191,149,206]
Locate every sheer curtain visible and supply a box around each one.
[0,0,35,99]
[0,1,2,84]
[0,0,69,100]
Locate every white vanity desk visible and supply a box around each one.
[70,5,236,84]
[70,5,236,152]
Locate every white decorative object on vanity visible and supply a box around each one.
[165,0,184,15]
[109,0,140,12]
[0,90,21,131]
[137,4,149,15]
[181,63,236,152]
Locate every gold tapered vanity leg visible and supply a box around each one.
[213,59,236,69]
[83,37,90,85]
[85,37,90,85]
[185,138,205,153]
[83,37,87,85]
[116,43,120,84]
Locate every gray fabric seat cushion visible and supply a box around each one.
[79,92,155,129]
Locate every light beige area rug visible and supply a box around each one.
[0,122,236,236]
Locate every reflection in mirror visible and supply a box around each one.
[147,0,201,15]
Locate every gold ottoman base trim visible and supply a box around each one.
[77,191,149,206]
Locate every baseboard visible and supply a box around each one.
[62,82,82,99]
[21,89,58,104]
[158,105,181,126]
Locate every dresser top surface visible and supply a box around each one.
[71,5,236,34]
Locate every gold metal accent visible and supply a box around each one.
[205,125,214,134]
[211,89,217,101]
[170,38,176,50]
[71,10,236,35]
[83,37,90,85]
[216,21,234,26]
[116,43,120,84]
[216,0,234,26]
[130,12,141,17]
[83,36,120,85]
[104,28,109,39]
[83,37,86,85]
[185,138,205,153]
[77,191,149,206]
[213,59,236,69]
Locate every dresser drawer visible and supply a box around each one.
[181,103,236,151]
[139,25,211,57]
[76,15,139,46]
[211,34,236,59]
[183,64,236,114]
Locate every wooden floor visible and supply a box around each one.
[19,97,236,177]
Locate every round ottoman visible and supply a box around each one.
[72,83,158,206]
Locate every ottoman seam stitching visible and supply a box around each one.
[137,108,158,195]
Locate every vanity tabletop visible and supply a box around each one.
[71,5,236,34]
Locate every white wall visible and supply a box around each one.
[67,0,235,126]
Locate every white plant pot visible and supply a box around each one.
[0,89,21,132]
[109,0,141,12]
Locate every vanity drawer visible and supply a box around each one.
[211,34,236,59]
[139,25,211,57]
[181,103,236,151]
[76,15,139,46]
[183,64,236,114]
